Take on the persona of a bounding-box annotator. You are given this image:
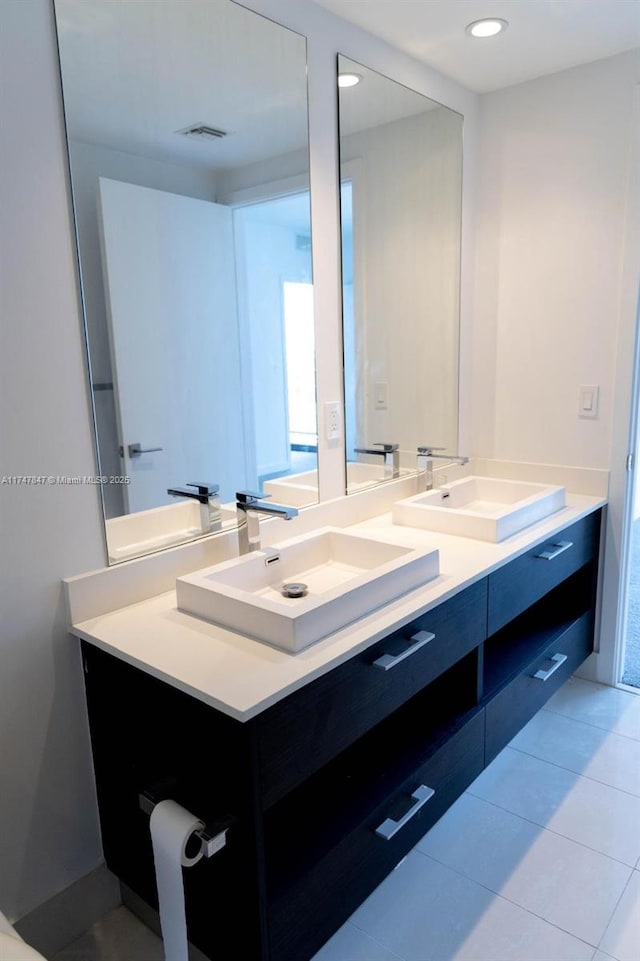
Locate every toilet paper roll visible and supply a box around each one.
[149,799,205,961]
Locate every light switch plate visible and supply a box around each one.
[578,385,599,419]
[374,382,388,410]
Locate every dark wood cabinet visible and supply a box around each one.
[81,509,602,961]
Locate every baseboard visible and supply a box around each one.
[14,863,120,957]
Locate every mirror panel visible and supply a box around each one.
[54,0,317,563]
[337,56,463,493]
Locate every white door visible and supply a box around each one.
[98,178,250,512]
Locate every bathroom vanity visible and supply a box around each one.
[70,496,603,961]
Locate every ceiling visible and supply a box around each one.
[55,0,310,170]
[313,0,640,93]
[54,0,455,173]
[53,0,640,173]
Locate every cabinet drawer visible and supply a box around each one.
[257,578,487,808]
[485,611,593,763]
[267,709,484,961]
[488,511,600,634]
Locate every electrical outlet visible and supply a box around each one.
[324,401,342,441]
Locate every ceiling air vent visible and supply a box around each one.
[177,123,228,141]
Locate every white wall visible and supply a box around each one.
[0,0,108,922]
[0,0,477,925]
[472,50,640,685]
[472,50,639,468]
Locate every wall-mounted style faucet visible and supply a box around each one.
[417,447,469,491]
[235,491,298,554]
[354,442,400,477]
[167,482,221,533]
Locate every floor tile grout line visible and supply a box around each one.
[540,705,640,744]
[594,867,638,956]
[497,744,640,799]
[476,743,640,801]
[410,847,622,951]
[462,787,640,869]
[342,920,406,960]
[506,745,640,799]
[557,678,640,703]
[541,705,640,742]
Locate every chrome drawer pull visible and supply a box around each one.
[536,540,573,561]
[372,630,435,671]
[375,784,435,840]
[534,652,568,681]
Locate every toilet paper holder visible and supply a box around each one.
[139,786,231,859]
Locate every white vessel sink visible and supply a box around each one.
[392,476,566,542]
[263,463,412,507]
[176,527,439,652]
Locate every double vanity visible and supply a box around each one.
[66,470,605,961]
[52,3,608,958]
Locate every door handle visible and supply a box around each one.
[128,442,164,457]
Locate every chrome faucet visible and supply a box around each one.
[235,490,298,554]
[353,443,400,477]
[417,447,469,491]
[167,482,221,533]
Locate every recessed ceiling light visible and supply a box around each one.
[338,72,362,88]
[466,18,508,38]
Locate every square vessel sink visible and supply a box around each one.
[392,476,566,542]
[176,527,439,652]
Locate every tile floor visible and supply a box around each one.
[52,678,640,961]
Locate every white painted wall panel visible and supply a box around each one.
[0,0,107,921]
[472,51,639,468]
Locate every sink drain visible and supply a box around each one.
[281,582,308,598]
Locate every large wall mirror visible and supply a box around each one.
[54,0,317,563]
[337,55,463,493]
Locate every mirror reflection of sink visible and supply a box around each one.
[107,501,239,563]
[392,477,566,542]
[263,463,413,506]
[345,462,413,491]
[176,527,439,652]
[262,473,319,508]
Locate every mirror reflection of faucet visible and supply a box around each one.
[354,443,400,477]
[167,482,221,533]
[416,447,469,491]
[235,491,298,555]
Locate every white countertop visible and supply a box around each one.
[70,493,605,722]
